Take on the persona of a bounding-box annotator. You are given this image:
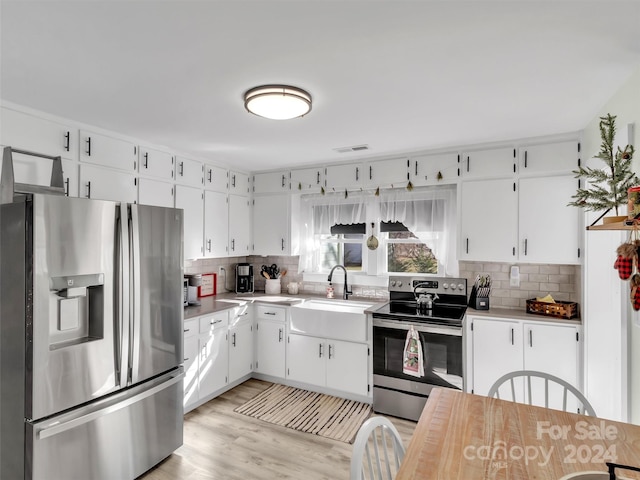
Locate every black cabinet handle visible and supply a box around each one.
[466,156,470,172]
[524,238,528,255]
[369,166,372,180]
[281,238,285,251]
[319,343,323,358]
[232,174,236,188]
[511,328,515,345]
[208,169,212,183]
[179,162,184,176]
[466,238,469,254]
[231,239,235,251]
[524,150,528,168]
[328,344,333,359]
[143,152,148,169]
[64,178,69,196]
[529,330,533,347]
[282,174,286,188]
[415,161,418,176]
[207,239,212,252]
[278,328,283,342]
[356,167,359,181]
[232,333,236,347]
[86,137,91,156]
[64,131,70,152]
[316,171,320,185]
[86,181,91,198]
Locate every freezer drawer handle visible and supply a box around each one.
[36,373,183,440]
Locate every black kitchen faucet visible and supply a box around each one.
[327,264,352,300]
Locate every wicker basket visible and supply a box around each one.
[526,299,579,319]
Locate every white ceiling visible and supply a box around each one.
[2,1,640,172]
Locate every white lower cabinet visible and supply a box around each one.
[287,334,369,397]
[183,319,200,411]
[198,312,229,401]
[469,316,581,412]
[229,308,253,383]
[254,304,287,378]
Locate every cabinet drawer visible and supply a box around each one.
[229,304,251,327]
[255,304,286,322]
[199,312,229,333]
[183,319,199,339]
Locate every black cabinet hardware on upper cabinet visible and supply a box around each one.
[466,238,469,254]
[64,178,69,196]
[529,330,533,347]
[316,171,320,185]
[511,328,515,346]
[231,174,236,188]
[143,152,148,169]
[86,181,91,198]
[179,161,184,176]
[282,174,286,188]
[86,137,91,156]
[281,238,285,251]
[467,156,470,172]
[415,161,418,176]
[64,131,70,152]
[524,150,528,168]
[369,165,372,180]
[207,239,212,252]
[356,167,359,181]
[232,333,236,347]
[524,238,528,256]
[208,169,212,183]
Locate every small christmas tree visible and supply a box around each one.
[569,113,637,216]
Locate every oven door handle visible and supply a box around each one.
[372,317,462,336]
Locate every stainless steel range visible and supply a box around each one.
[371,275,468,421]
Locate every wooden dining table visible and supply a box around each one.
[397,387,640,480]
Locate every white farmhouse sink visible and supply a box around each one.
[290,299,374,342]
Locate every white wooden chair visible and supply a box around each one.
[487,370,597,416]
[350,416,405,480]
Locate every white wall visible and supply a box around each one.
[582,65,640,423]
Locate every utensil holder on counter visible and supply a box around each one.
[468,286,489,310]
[265,279,281,294]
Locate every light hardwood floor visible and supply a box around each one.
[140,379,416,480]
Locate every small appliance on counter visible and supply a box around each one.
[185,274,202,306]
[236,263,254,293]
[183,278,189,307]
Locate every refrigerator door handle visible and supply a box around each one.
[36,373,183,440]
[128,204,142,385]
[118,203,131,388]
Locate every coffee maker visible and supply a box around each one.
[236,263,254,293]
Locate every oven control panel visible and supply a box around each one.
[388,276,467,296]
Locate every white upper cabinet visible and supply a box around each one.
[204,191,229,258]
[228,194,251,254]
[138,146,174,181]
[518,175,581,264]
[253,194,290,255]
[324,163,363,191]
[461,146,516,179]
[175,184,204,260]
[363,158,409,189]
[204,163,228,193]
[460,178,518,262]
[175,156,204,187]
[291,167,324,193]
[1,107,77,160]
[138,178,174,208]
[518,140,580,176]
[410,152,460,187]
[253,171,290,194]
[79,164,137,203]
[80,130,138,173]
[229,171,250,196]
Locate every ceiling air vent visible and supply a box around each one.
[333,144,370,153]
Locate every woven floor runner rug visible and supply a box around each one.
[234,383,372,443]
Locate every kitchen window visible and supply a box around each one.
[382,222,438,274]
[297,185,458,277]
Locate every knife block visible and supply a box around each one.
[468,286,490,310]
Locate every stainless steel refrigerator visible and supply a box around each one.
[0,147,185,479]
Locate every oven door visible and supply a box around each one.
[372,318,464,394]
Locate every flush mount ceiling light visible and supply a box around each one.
[244,85,312,120]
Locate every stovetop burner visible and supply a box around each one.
[372,275,469,326]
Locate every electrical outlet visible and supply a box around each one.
[510,266,520,287]
[218,266,225,276]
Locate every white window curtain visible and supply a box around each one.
[296,186,457,275]
[377,185,458,276]
[297,193,367,273]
